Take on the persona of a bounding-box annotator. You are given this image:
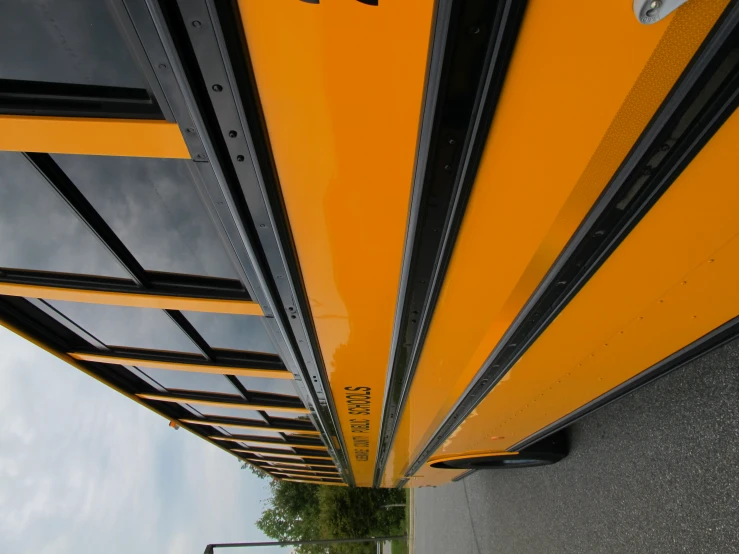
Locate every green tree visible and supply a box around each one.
[256,481,406,554]
[317,486,405,554]
[241,461,270,480]
[256,480,324,554]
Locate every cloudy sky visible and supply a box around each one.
[0,325,289,554]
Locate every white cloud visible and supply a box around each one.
[0,327,286,554]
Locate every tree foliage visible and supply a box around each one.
[257,479,321,550]
[256,480,406,554]
[317,486,406,554]
[241,461,270,480]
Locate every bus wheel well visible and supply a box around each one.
[430,431,569,470]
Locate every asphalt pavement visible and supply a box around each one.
[413,337,739,553]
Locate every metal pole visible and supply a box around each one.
[204,535,407,552]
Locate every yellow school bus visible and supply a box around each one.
[2,0,738,488]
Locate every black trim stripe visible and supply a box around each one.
[0,79,163,119]
[286,475,342,479]
[185,414,315,432]
[229,446,331,458]
[375,0,528,486]
[142,389,307,410]
[272,475,342,481]
[402,0,739,484]
[270,469,341,476]
[211,434,325,448]
[74,346,286,371]
[247,455,335,467]
[0,267,249,300]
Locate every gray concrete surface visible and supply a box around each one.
[413,337,739,553]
